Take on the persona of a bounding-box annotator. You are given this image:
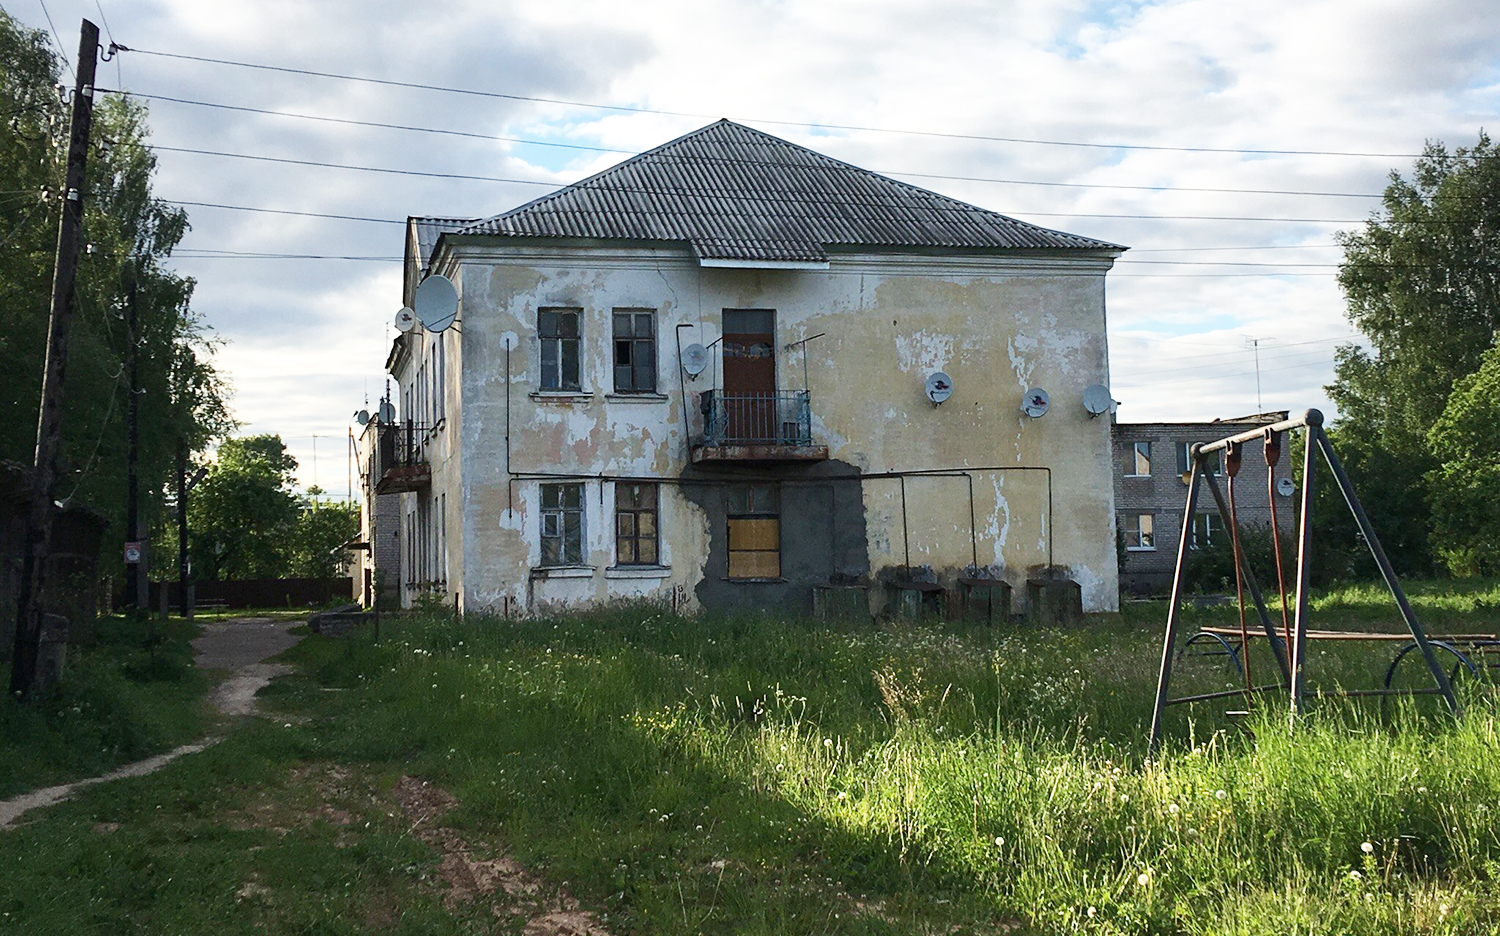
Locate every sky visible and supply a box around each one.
[11,0,1500,495]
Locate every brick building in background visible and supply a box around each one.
[1112,413,1296,593]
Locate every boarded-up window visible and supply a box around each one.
[727,484,780,580]
[615,482,659,566]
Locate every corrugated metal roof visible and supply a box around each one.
[411,216,477,270]
[456,121,1124,260]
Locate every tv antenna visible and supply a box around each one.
[1244,336,1270,412]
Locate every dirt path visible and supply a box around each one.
[0,616,304,830]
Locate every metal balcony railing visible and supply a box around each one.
[700,390,813,447]
[373,420,431,493]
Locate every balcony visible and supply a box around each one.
[373,420,431,494]
[692,390,829,464]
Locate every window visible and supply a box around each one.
[1124,513,1155,550]
[1176,442,1222,477]
[615,482,659,565]
[1190,512,1220,549]
[613,310,656,392]
[539,483,584,566]
[727,484,780,579]
[539,308,582,391]
[435,335,445,420]
[1126,441,1152,477]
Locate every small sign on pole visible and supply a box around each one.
[123,541,143,564]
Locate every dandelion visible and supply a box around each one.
[1349,870,1362,880]
[1215,789,1227,800]
[836,791,848,801]
[994,836,1005,847]
[1439,903,1450,917]
[824,738,833,747]
[1136,871,1151,887]
[1360,841,1374,854]
[1168,803,1179,815]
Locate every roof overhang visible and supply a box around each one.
[697,258,830,271]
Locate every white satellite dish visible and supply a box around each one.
[1082,384,1115,416]
[1021,387,1050,418]
[395,307,417,333]
[377,400,396,423]
[1276,476,1296,497]
[354,409,371,426]
[925,371,954,405]
[414,274,458,332]
[681,342,709,377]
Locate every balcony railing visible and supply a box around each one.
[694,390,827,463]
[373,420,432,494]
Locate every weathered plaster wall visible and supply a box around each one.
[444,243,1119,614]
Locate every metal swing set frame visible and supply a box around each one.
[1147,409,1497,753]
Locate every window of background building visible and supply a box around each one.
[540,482,585,565]
[1127,441,1152,477]
[613,310,657,392]
[539,308,582,391]
[1124,513,1155,550]
[1190,512,1220,548]
[1176,442,1222,477]
[615,482,659,565]
[727,484,780,579]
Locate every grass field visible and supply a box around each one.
[0,614,210,798]
[1,582,1497,934]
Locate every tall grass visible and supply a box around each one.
[286,598,1499,935]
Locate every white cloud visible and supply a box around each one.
[14,0,1498,485]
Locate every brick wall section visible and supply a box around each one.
[1111,418,1297,592]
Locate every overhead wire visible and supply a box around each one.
[104,90,1393,201]
[35,0,74,81]
[115,45,1476,160]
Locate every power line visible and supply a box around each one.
[35,0,74,80]
[106,90,1391,201]
[1111,333,1357,362]
[117,45,1457,160]
[161,199,403,225]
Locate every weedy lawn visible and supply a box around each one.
[2,581,1497,934]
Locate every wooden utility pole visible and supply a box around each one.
[124,265,146,610]
[9,20,100,699]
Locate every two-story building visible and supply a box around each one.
[1112,413,1297,593]
[375,119,1128,616]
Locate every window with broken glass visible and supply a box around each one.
[613,310,656,393]
[539,308,581,391]
[615,482,659,566]
[1124,513,1155,550]
[539,482,584,566]
[727,484,780,580]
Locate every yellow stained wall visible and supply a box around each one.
[432,243,1119,614]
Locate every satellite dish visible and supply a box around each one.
[681,343,709,377]
[1082,384,1115,416]
[924,371,953,405]
[354,409,371,426]
[395,307,417,333]
[1276,476,1296,497]
[1021,388,1050,419]
[377,400,396,423]
[414,274,458,332]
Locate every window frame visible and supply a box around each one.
[614,482,660,567]
[538,307,583,392]
[612,309,658,393]
[539,482,586,567]
[1176,442,1222,477]
[1189,512,1220,549]
[1126,441,1152,478]
[726,484,781,581]
[1124,513,1156,551]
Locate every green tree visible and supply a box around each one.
[186,435,299,580]
[0,11,231,562]
[287,490,359,579]
[1323,133,1500,578]
[1426,344,1500,575]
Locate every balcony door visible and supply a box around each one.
[722,309,776,443]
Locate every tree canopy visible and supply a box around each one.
[1324,133,1500,578]
[1,10,232,556]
